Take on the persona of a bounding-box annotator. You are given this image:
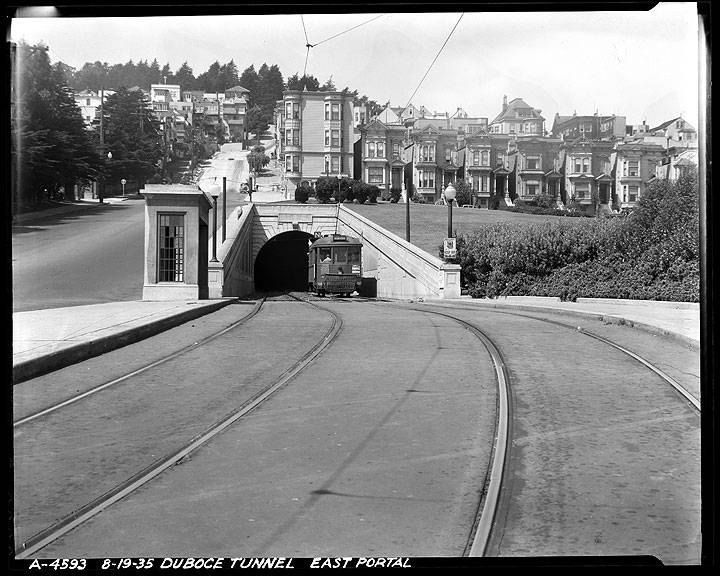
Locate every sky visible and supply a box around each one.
[10,3,701,130]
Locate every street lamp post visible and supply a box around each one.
[444,183,456,238]
[222,176,227,243]
[121,178,127,197]
[100,151,112,204]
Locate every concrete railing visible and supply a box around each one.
[208,204,255,298]
[338,205,460,299]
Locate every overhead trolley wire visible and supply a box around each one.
[298,13,385,80]
[401,12,464,112]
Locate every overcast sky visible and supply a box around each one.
[10,3,701,129]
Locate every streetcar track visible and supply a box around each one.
[15,293,344,559]
[382,302,512,558]
[14,299,267,428]
[415,301,700,412]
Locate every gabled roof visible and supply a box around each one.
[648,117,682,133]
[490,97,544,125]
[225,85,250,93]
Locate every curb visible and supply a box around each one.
[425,299,700,349]
[12,298,238,384]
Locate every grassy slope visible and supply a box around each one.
[346,202,586,256]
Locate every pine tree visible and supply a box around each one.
[12,42,104,207]
[174,62,196,91]
[102,87,163,187]
[239,65,259,105]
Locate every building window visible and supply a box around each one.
[368,166,384,184]
[325,130,330,146]
[158,213,184,282]
[628,160,639,176]
[445,147,452,161]
[472,174,479,190]
[481,150,489,165]
[377,141,385,157]
[331,156,340,173]
[86,98,91,106]
[526,156,540,170]
[582,158,590,173]
[481,175,489,192]
[420,144,435,162]
[473,151,480,166]
[525,180,540,196]
[629,185,639,202]
[292,103,299,120]
[392,142,400,159]
[331,103,340,121]
[286,102,292,119]
[325,103,330,120]
[575,182,590,199]
[367,142,376,158]
[574,158,582,173]
[331,130,340,147]
[419,169,435,188]
[286,129,292,146]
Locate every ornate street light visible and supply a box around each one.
[444,183,456,238]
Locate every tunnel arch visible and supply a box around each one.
[253,230,315,292]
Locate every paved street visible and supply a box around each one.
[13,297,700,561]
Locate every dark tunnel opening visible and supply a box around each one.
[254,231,315,292]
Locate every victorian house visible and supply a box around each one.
[356,118,406,197]
[506,136,563,204]
[558,138,615,213]
[275,89,355,193]
[404,125,461,203]
[489,96,545,136]
[462,131,513,208]
[613,141,665,211]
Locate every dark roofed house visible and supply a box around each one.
[489,95,544,136]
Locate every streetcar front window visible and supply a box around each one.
[319,247,331,262]
[348,249,360,264]
[334,247,348,263]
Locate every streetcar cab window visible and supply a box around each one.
[333,247,348,264]
[348,248,360,264]
[319,247,332,262]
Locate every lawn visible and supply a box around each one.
[345,202,587,256]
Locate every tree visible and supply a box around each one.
[256,63,284,120]
[246,105,269,143]
[315,176,338,203]
[217,60,240,92]
[451,180,473,206]
[197,61,222,93]
[12,41,104,208]
[247,145,270,176]
[174,62,196,91]
[320,76,336,91]
[285,73,320,91]
[102,87,163,188]
[239,65,259,104]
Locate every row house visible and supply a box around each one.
[406,125,462,203]
[489,96,544,136]
[656,147,698,181]
[276,89,355,192]
[505,136,563,204]
[648,116,697,146]
[551,112,626,141]
[559,138,614,211]
[463,131,512,208]
[613,141,665,210]
[355,118,406,196]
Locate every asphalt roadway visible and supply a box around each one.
[14,297,700,563]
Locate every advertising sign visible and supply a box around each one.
[443,237,457,259]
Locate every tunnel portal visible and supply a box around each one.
[253,231,315,292]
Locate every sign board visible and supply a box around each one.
[121,179,127,185]
[443,237,457,259]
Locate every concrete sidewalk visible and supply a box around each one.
[12,298,239,383]
[426,296,700,347]
[12,294,699,384]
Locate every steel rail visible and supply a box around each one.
[14,299,267,428]
[389,303,511,558]
[15,295,343,558]
[419,301,700,412]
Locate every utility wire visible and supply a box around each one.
[402,12,464,112]
[312,14,385,47]
[301,14,312,47]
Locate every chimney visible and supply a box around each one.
[502,95,508,112]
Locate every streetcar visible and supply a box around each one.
[308,234,363,297]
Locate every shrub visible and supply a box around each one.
[389,187,402,203]
[294,182,310,203]
[338,178,356,203]
[367,185,380,204]
[352,181,368,204]
[315,176,337,204]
